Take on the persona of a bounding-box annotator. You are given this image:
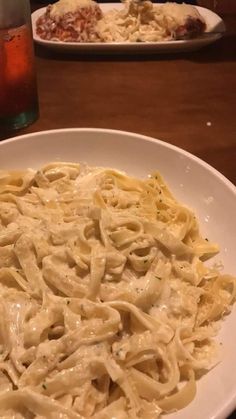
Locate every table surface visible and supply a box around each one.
[1,3,236,191]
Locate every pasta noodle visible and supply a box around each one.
[0,162,235,418]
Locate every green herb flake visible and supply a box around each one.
[205,238,209,241]
[42,383,47,390]
[155,276,161,280]
[116,348,123,357]
[66,300,70,305]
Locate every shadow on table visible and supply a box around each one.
[35,33,236,64]
[190,34,236,63]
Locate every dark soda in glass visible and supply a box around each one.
[0,3,39,132]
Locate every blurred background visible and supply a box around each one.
[33,1,236,13]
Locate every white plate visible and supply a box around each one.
[0,128,236,418]
[0,128,236,419]
[31,3,225,53]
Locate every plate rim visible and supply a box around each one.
[1,127,235,194]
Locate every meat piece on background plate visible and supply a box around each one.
[36,0,102,42]
[161,2,206,39]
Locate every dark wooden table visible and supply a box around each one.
[1,3,236,191]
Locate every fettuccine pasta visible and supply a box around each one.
[0,162,235,418]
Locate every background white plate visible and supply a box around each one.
[32,3,225,53]
[0,128,236,418]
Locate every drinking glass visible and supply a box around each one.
[0,0,39,132]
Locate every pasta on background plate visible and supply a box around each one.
[0,162,235,418]
[97,0,206,42]
[36,0,206,43]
